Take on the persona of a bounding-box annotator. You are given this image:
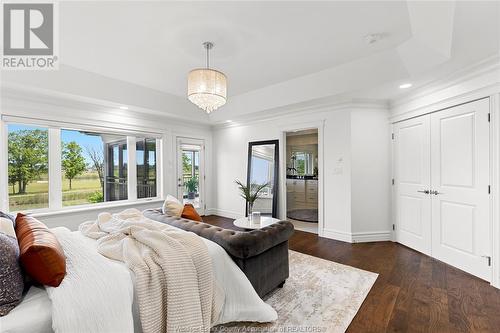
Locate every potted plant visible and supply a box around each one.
[235,179,269,219]
[184,177,198,199]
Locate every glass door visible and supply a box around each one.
[176,138,205,215]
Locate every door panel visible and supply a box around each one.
[394,115,432,256]
[440,113,475,187]
[430,98,490,281]
[176,138,205,215]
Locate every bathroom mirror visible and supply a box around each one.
[246,140,279,217]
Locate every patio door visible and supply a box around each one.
[176,137,205,215]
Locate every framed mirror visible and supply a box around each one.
[246,140,279,217]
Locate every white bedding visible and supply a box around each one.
[0,227,277,333]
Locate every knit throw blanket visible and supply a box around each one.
[79,208,224,333]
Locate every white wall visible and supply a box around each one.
[212,104,391,242]
[0,86,214,230]
[34,200,163,230]
[350,109,391,240]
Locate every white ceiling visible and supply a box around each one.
[60,1,412,97]
[3,1,499,123]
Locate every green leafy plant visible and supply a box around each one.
[88,190,104,203]
[234,179,269,205]
[184,177,198,193]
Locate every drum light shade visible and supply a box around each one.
[187,68,227,114]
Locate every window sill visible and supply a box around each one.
[30,198,164,218]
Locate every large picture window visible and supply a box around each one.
[5,122,160,213]
[8,124,49,211]
[60,130,131,207]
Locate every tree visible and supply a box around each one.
[62,141,87,190]
[8,129,48,194]
[8,166,16,194]
[86,146,105,194]
[182,152,192,175]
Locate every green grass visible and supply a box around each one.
[62,177,101,191]
[9,171,103,211]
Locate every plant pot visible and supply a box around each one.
[188,192,196,200]
[247,202,254,221]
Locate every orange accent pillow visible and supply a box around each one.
[15,214,66,287]
[181,204,203,222]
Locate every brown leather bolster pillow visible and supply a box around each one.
[15,214,66,287]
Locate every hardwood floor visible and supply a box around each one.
[203,215,500,333]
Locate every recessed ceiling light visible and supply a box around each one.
[226,120,232,123]
[119,106,129,110]
[399,83,412,89]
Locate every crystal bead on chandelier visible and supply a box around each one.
[187,42,227,114]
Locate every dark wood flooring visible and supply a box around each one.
[203,215,500,333]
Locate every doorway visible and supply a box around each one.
[284,128,319,234]
[176,137,205,215]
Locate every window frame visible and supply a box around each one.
[1,117,162,214]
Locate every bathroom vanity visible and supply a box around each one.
[286,177,318,210]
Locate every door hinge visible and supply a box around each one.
[392,224,395,231]
[391,133,395,140]
[488,113,491,122]
[488,185,491,194]
[392,178,395,185]
[482,255,491,266]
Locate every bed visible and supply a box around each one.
[0,220,277,333]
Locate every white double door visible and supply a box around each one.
[394,98,491,281]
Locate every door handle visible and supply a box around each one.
[431,190,443,195]
[417,190,430,194]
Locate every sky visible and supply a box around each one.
[9,124,103,165]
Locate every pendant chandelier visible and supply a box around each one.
[187,42,227,114]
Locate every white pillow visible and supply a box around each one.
[0,217,16,238]
[162,195,184,217]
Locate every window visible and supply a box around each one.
[292,151,314,176]
[181,149,200,205]
[7,124,49,211]
[106,139,128,201]
[136,138,157,199]
[4,121,160,213]
[61,130,130,207]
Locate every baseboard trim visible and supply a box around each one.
[206,208,243,220]
[351,231,392,243]
[322,229,353,243]
[321,229,391,243]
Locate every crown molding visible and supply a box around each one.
[389,54,500,116]
[212,97,388,130]
[1,83,212,130]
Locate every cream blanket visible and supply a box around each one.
[79,208,223,333]
[47,227,135,333]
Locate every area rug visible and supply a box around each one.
[213,250,378,333]
[287,209,318,222]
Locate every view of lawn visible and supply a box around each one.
[8,126,156,211]
[7,125,105,211]
[8,171,103,210]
